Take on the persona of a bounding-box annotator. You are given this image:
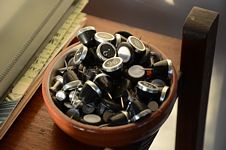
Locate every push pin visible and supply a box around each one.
[57,58,75,74]
[82,103,96,114]
[159,86,170,104]
[127,65,155,82]
[125,90,151,122]
[63,69,79,84]
[138,46,151,67]
[130,106,151,123]
[127,36,146,61]
[61,62,82,91]
[136,81,159,104]
[117,42,134,66]
[57,66,75,74]
[76,63,86,81]
[72,99,83,109]
[96,103,108,116]
[83,114,102,125]
[148,101,159,112]
[150,51,163,66]
[83,68,101,81]
[54,100,68,113]
[93,73,113,99]
[69,90,83,108]
[102,57,123,79]
[134,59,173,81]
[55,90,67,101]
[72,45,95,66]
[56,76,81,102]
[127,65,145,84]
[108,111,130,126]
[114,33,126,47]
[111,78,131,99]
[79,80,102,104]
[50,75,63,93]
[152,59,173,80]
[102,98,121,112]
[150,79,166,88]
[120,97,125,109]
[96,42,116,62]
[66,108,80,120]
[94,32,115,45]
[151,79,169,104]
[63,101,74,109]
[83,67,100,81]
[102,110,115,123]
[76,26,96,48]
[62,80,82,91]
[65,50,76,64]
[69,90,78,102]
[115,31,133,39]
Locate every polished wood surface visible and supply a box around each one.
[176,7,219,150]
[0,15,181,150]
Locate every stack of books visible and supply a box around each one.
[0,0,88,139]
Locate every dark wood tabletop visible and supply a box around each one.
[0,15,181,150]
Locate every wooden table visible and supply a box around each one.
[0,15,181,150]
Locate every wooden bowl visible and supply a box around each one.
[42,42,178,148]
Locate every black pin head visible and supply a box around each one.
[108,111,130,126]
[125,91,151,122]
[115,31,133,39]
[77,26,96,48]
[79,80,102,104]
[96,42,116,62]
[93,73,113,98]
[136,81,159,104]
[152,59,173,82]
[63,70,79,84]
[66,108,80,120]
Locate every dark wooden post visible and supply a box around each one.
[176,7,219,150]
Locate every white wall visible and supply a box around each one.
[85,1,226,149]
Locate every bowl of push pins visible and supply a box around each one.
[42,26,178,149]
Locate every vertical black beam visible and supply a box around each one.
[176,7,219,150]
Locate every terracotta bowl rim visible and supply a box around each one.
[42,42,178,134]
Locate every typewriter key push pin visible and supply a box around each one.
[94,32,115,45]
[50,75,63,93]
[77,26,96,48]
[96,42,116,62]
[102,57,123,79]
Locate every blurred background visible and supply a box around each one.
[84,0,226,149]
